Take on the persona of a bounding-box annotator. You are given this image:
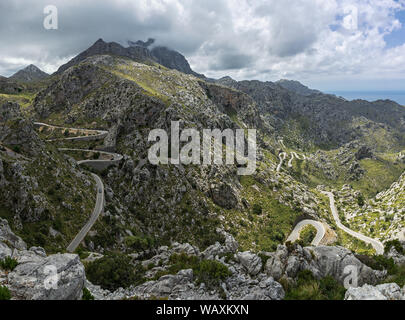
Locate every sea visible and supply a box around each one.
[327,91,405,106]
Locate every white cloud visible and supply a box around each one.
[0,0,405,90]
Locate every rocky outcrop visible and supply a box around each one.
[57,38,204,78]
[0,77,24,94]
[87,268,284,301]
[85,232,284,301]
[236,251,262,276]
[345,283,404,300]
[8,251,85,300]
[0,219,86,300]
[265,244,385,286]
[0,218,26,250]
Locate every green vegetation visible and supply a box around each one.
[154,253,231,290]
[226,174,302,252]
[296,225,317,247]
[384,239,405,255]
[0,257,18,271]
[284,270,346,300]
[85,253,145,291]
[252,203,263,215]
[0,285,11,300]
[124,235,156,252]
[82,287,95,300]
[356,254,405,287]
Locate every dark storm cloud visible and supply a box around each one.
[210,53,253,70]
[0,0,232,75]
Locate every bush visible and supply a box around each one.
[124,236,155,252]
[356,254,397,274]
[296,225,317,247]
[0,286,11,300]
[82,287,95,300]
[85,253,143,291]
[155,253,231,290]
[252,203,263,215]
[12,145,21,153]
[357,195,365,207]
[285,270,346,300]
[384,240,404,255]
[0,257,18,271]
[194,260,232,288]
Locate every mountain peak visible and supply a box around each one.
[276,79,321,96]
[56,38,205,78]
[9,64,49,82]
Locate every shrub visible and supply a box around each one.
[155,253,231,290]
[194,260,232,288]
[0,286,11,300]
[357,195,365,207]
[85,253,143,291]
[384,240,404,255]
[252,203,263,215]
[356,254,397,274]
[12,145,21,153]
[297,225,317,247]
[285,270,346,300]
[124,236,155,252]
[82,287,95,300]
[0,256,18,271]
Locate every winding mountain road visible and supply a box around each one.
[287,219,326,246]
[277,152,287,172]
[34,122,108,142]
[287,152,306,168]
[322,191,384,255]
[67,173,104,253]
[35,122,122,253]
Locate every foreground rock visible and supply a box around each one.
[86,269,284,301]
[345,283,405,300]
[0,218,85,300]
[265,244,386,286]
[86,232,284,300]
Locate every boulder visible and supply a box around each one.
[345,283,404,300]
[8,253,85,300]
[236,251,262,276]
[0,218,27,250]
[265,244,385,286]
[0,242,12,260]
[226,274,285,300]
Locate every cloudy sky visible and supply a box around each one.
[1,0,405,91]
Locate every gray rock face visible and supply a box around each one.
[8,252,85,300]
[265,244,385,286]
[1,224,85,300]
[225,274,284,300]
[387,243,405,265]
[0,218,26,250]
[210,182,240,209]
[0,242,12,260]
[88,269,285,301]
[236,252,262,276]
[345,283,404,300]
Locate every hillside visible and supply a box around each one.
[0,39,404,300]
